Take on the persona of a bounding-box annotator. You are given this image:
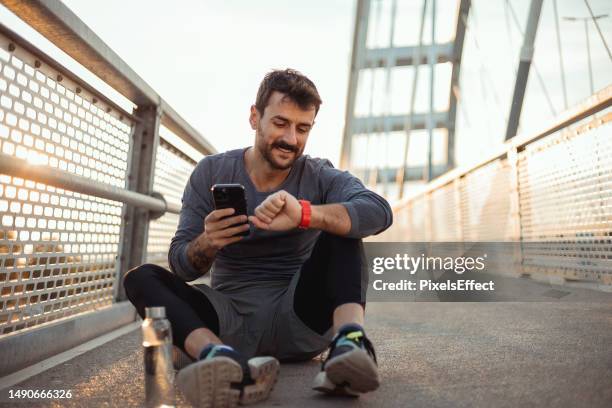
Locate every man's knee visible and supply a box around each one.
[123,263,167,297]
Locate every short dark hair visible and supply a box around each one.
[255,69,322,116]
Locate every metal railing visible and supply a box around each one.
[0,0,213,376]
[376,85,612,286]
[146,136,198,267]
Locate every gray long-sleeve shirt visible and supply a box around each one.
[168,148,392,289]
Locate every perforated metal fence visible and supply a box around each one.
[0,32,133,335]
[0,2,218,377]
[378,90,612,286]
[518,112,612,284]
[146,136,198,267]
[0,21,214,348]
[430,182,459,241]
[460,159,513,241]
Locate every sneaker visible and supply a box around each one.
[176,345,279,407]
[312,324,379,396]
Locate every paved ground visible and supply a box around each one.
[2,285,612,407]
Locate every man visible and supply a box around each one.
[124,69,392,407]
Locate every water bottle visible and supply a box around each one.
[142,306,175,408]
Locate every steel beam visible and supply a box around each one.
[340,0,371,169]
[426,0,437,181]
[363,42,453,68]
[342,0,466,189]
[359,164,448,183]
[446,0,471,169]
[397,0,429,197]
[505,0,543,140]
[115,105,162,301]
[352,112,448,134]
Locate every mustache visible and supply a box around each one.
[272,142,298,153]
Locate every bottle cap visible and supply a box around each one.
[145,306,166,319]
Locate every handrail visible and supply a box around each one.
[393,84,612,211]
[0,0,193,351]
[0,23,138,124]
[0,0,216,156]
[0,153,181,215]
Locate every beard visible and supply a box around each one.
[256,124,303,170]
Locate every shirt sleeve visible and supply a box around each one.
[318,160,393,238]
[167,158,214,281]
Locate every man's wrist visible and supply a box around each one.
[187,236,216,272]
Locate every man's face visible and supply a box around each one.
[250,91,316,170]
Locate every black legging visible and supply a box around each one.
[123,232,367,352]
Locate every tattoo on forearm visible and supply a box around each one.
[187,239,214,274]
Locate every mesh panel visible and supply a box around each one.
[0,37,133,335]
[0,44,131,186]
[518,112,612,283]
[0,178,122,335]
[146,138,198,268]
[376,109,611,285]
[408,196,429,241]
[460,159,512,241]
[384,160,513,242]
[430,182,460,241]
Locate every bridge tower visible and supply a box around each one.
[340,0,470,198]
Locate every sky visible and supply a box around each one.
[61,0,355,164]
[0,0,610,168]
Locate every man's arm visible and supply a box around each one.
[185,209,249,274]
[186,237,215,274]
[169,156,251,281]
[321,166,393,238]
[168,158,215,281]
[248,191,353,235]
[168,204,209,281]
[309,203,352,236]
[248,164,392,238]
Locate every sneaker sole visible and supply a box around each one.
[243,357,281,405]
[176,356,280,407]
[312,371,360,397]
[323,348,380,393]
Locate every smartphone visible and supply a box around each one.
[211,183,249,237]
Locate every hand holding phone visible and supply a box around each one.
[211,184,249,237]
[189,207,248,267]
[187,184,249,269]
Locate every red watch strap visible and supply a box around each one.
[298,200,311,229]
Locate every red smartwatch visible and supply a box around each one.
[298,200,311,229]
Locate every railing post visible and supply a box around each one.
[507,147,524,276]
[115,105,161,301]
[454,177,463,241]
[425,193,433,241]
